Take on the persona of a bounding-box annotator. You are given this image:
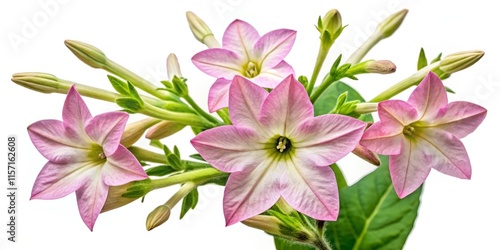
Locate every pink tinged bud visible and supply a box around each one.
[145,121,186,140]
[167,53,182,80]
[439,50,484,74]
[146,205,171,231]
[364,60,396,74]
[120,118,161,148]
[242,215,284,237]
[186,11,220,48]
[64,40,107,69]
[352,144,381,166]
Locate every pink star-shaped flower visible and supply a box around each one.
[361,72,487,198]
[28,86,148,230]
[192,19,296,112]
[191,75,366,225]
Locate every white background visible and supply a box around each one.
[1,1,499,249]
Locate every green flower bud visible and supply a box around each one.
[439,50,484,74]
[64,40,107,69]
[11,72,59,93]
[145,121,186,140]
[120,118,161,148]
[146,205,171,231]
[186,11,220,48]
[319,9,343,49]
[376,9,408,38]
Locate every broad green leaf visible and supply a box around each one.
[274,237,315,250]
[313,81,373,122]
[108,75,129,95]
[116,97,142,112]
[325,156,422,250]
[145,165,178,176]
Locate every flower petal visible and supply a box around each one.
[378,100,419,127]
[222,19,260,60]
[191,125,267,173]
[408,72,448,121]
[27,120,92,163]
[417,129,472,179]
[30,161,101,200]
[389,138,432,198]
[293,115,365,166]
[191,48,244,79]
[85,111,129,155]
[254,29,296,70]
[259,75,313,136]
[208,78,232,112]
[280,156,339,221]
[75,168,108,231]
[223,157,283,226]
[430,101,487,138]
[229,76,269,134]
[360,121,405,155]
[62,85,93,136]
[101,145,148,186]
[252,61,295,88]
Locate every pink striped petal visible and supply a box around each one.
[253,61,295,88]
[27,120,92,163]
[260,75,313,136]
[418,129,472,179]
[208,78,232,112]
[408,72,448,121]
[389,138,432,198]
[223,158,283,226]
[62,86,92,136]
[229,76,269,134]
[75,169,108,231]
[30,161,102,200]
[280,157,339,221]
[85,111,128,156]
[378,100,418,127]
[361,122,405,155]
[293,115,365,166]
[254,29,296,70]
[222,20,260,60]
[101,145,148,186]
[191,48,244,79]
[191,126,267,173]
[430,101,487,138]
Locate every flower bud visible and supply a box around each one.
[186,11,220,48]
[439,50,484,74]
[376,9,408,38]
[242,215,284,236]
[352,143,381,166]
[146,205,171,231]
[347,60,397,75]
[120,118,161,148]
[319,9,343,49]
[11,72,60,93]
[64,40,107,69]
[167,53,182,80]
[145,121,186,140]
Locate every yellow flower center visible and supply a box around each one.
[244,61,260,78]
[276,136,291,153]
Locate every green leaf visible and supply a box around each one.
[313,81,373,122]
[189,154,205,161]
[430,52,442,64]
[180,188,199,219]
[445,86,456,94]
[331,164,347,189]
[324,156,422,250]
[145,165,178,176]
[274,237,315,250]
[127,82,144,105]
[108,75,130,95]
[417,48,428,70]
[116,97,142,112]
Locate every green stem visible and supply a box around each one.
[140,102,212,128]
[369,62,440,102]
[310,75,335,104]
[164,181,198,208]
[353,102,378,115]
[104,60,177,101]
[183,94,222,125]
[307,46,329,95]
[150,168,226,190]
[216,108,232,125]
[346,34,382,64]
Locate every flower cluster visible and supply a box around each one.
[12,8,486,250]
